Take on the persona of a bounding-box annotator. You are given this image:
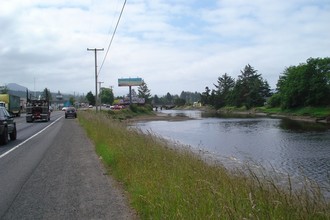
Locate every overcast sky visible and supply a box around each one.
[1,0,329,97]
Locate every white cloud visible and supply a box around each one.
[1,0,329,97]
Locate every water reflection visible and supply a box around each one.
[280,118,330,132]
[134,110,330,198]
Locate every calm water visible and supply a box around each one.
[135,110,330,197]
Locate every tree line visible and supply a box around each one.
[82,57,330,110]
[270,57,330,109]
[201,64,270,109]
[152,91,200,106]
[199,57,330,110]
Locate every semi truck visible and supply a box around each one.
[26,90,50,123]
[0,94,21,117]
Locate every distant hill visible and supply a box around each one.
[4,83,78,101]
[7,83,28,92]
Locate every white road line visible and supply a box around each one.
[0,116,63,159]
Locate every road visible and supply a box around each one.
[0,111,136,219]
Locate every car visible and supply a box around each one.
[0,106,17,145]
[62,106,68,111]
[65,107,77,119]
[110,105,123,110]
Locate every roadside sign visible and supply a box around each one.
[118,78,143,87]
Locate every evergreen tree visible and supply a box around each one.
[232,64,270,109]
[201,86,211,105]
[138,81,152,104]
[174,97,186,106]
[179,91,201,104]
[214,73,235,108]
[165,92,173,104]
[152,95,160,105]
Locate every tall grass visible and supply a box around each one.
[78,111,329,219]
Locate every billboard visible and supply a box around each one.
[118,78,143,87]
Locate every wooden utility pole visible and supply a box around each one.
[87,48,104,112]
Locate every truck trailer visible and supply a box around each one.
[26,90,50,123]
[0,94,21,117]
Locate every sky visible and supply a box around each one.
[1,0,329,97]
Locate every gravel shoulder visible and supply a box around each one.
[2,118,137,220]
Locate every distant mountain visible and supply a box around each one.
[4,83,77,100]
[7,83,28,92]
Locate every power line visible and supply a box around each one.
[106,0,122,36]
[98,0,127,76]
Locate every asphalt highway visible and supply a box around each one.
[0,111,135,219]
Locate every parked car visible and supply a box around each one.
[0,106,17,145]
[65,107,77,119]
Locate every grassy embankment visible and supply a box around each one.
[258,106,330,117]
[216,106,330,116]
[78,109,329,219]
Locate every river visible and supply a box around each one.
[134,110,330,199]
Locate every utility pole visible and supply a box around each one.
[98,81,104,109]
[87,48,104,112]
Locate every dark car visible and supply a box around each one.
[65,107,77,119]
[0,106,17,145]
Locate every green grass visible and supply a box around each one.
[258,106,330,117]
[291,107,330,117]
[78,111,329,219]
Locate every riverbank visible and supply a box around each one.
[101,105,192,123]
[78,111,329,219]
[213,106,330,124]
[126,111,192,122]
[126,106,330,124]
[216,110,330,123]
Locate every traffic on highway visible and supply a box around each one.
[0,111,63,154]
[0,110,133,219]
[0,111,64,216]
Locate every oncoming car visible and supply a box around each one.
[0,106,17,145]
[65,107,77,119]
